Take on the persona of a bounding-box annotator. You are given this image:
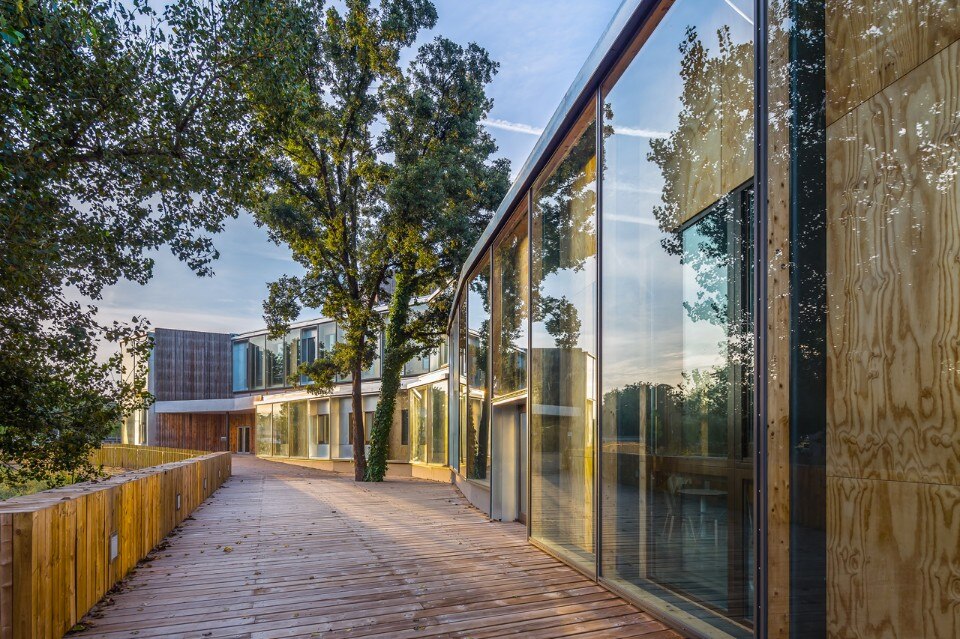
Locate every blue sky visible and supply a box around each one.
[96,0,625,344]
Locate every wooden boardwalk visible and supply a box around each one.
[70,456,680,639]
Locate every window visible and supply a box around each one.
[284,329,300,387]
[599,0,754,632]
[265,335,285,388]
[299,328,317,385]
[530,106,597,575]
[248,335,265,390]
[364,411,374,444]
[315,413,330,445]
[466,259,491,483]
[289,401,309,458]
[232,341,248,391]
[400,409,409,446]
[492,208,528,399]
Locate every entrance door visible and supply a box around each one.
[237,426,251,453]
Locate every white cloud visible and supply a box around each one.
[481,118,544,136]
[613,126,670,139]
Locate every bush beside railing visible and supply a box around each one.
[91,444,209,470]
[0,449,231,639]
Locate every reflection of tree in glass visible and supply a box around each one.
[495,227,527,393]
[533,120,597,348]
[604,25,755,456]
[469,271,490,480]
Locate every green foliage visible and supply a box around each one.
[0,0,295,483]
[245,2,509,482]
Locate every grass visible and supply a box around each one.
[0,478,55,500]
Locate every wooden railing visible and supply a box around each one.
[0,449,231,639]
[91,444,210,470]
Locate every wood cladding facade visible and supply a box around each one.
[150,328,233,402]
[154,413,229,452]
[821,4,960,637]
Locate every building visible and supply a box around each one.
[125,0,960,637]
[444,0,960,638]
[122,319,451,481]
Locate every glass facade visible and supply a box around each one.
[492,210,528,399]
[232,316,448,394]
[530,108,598,574]
[599,0,754,634]
[466,260,491,483]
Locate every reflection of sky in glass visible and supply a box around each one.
[601,0,753,392]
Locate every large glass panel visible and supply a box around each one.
[289,400,309,458]
[362,333,382,380]
[492,210,529,399]
[599,1,754,635]
[232,340,248,392]
[429,380,448,465]
[284,328,300,387]
[256,404,272,456]
[466,260,491,483]
[458,299,468,471]
[530,108,597,574]
[265,335,285,388]
[318,322,337,354]
[410,384,428,463]
[430,340,448,370]
[272,402,289,457]
[248,335,265,390]
[299,327,317,385]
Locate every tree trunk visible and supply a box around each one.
[366,272,415,482]
[351,359,366,481]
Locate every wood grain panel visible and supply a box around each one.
[827,39,960,486]
[720,37,755,193]
[155,412,229,452]
[765,1,795,635]
[827,477,960,638]
[151,328,233,402]
[826,0,960,124]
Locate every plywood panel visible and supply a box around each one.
[827,477,960,638]
[826,0,960,124]
[827,39,960,486]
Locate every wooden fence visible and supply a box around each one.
[0,448,231,639]
[90,444,209,470]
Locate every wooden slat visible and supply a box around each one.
[69,456,679,639]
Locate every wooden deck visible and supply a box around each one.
[70,455,680,639]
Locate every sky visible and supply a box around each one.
[94,0,625,352]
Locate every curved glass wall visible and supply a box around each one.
[530,108,598,574]
[457,299,468,472]
[492,210,529,399]
[466,261,491,483]
[599,0,754,635]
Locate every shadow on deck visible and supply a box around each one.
[70,455,680,639]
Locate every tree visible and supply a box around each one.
[0,0,305,484]
[364,38,510,481]
[249,0,439,481]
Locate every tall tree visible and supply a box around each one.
[365,38,509,481]
[249,0,439,481]
[0,0,306,483]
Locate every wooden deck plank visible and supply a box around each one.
[71,456,680,639]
